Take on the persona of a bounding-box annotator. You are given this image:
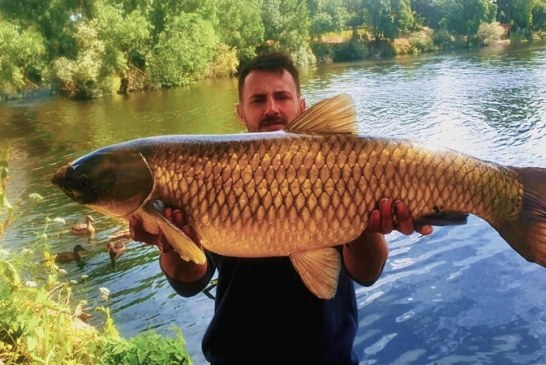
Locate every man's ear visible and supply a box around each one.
[236,103,245,122]
[299,98,306,112]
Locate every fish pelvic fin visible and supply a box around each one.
[497,167,546,268]
[285,93,357,135]
[143,201,206,265]
[290,247,341,300]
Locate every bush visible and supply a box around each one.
[477,22,505,46]
[310,42,335,64]
[50,20,121,99]
[392,38,412,55]
[291,43,317,68]
[0,259,193,365]
[206,44,239,79]
[333,39,369,62]
[409,29,436,53]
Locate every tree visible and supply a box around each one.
[511,0,535,31]
[148,13,219,87]
[411,0,451,28]
[532,0,546,31]
[343,0,366,39]
[0,19,46,95]
[95,5,151,70]
[215,0,264,65]
[443,0,496,40]
[496,0,512,23]
[362,0,415,40]
[307,0,348,40]
[258,0,311,54]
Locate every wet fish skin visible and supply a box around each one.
[144,133,523,255]
[51,94,546,299]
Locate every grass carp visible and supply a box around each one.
[52,94,546,299]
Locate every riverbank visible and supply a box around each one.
[3,27,544,102]
[0,257,193,364]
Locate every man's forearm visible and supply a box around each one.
[160,250,214,297]
[343,232,388,286]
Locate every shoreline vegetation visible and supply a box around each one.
[1,0,546,100]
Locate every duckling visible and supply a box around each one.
[55,244,87,263]
[107,241,127,266]
[107,229,131,242]
[70,215,95,236]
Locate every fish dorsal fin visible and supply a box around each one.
[285,93,357,135]
[290,247,341,299]
[142,201,206,264]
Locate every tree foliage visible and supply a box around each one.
[443,0,497,37]
[307,0,348,40]
[0,0,545,98]
[362,0,415,40]
[215,0,264,65]
[148,13,218,87]
[0,19,46,95]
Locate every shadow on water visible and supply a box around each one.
[1,41,546,364]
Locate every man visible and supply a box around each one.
[130,52,432,364]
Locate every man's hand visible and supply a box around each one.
[129,207,201,252]
[366,198,433,236]
[129,207,208,284]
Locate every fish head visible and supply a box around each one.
[52,147,154,218]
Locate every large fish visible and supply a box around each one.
[52,94,546,299]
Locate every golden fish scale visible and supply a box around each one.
[147,135,524,257]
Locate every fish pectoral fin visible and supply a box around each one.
[285,94,357,135]
[290,247,341,300]
[143,201,206,265]
[415,210,469,226]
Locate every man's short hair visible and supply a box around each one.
[238,52,300,101]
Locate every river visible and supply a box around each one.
[1,41,545,364]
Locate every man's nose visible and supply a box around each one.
[264,96,279,116]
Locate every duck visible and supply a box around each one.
[54,244,87,263]
[107,241,127,266]
[107,229,131,242]
[69,215,95,236]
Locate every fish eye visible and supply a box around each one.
[77,174,89,188]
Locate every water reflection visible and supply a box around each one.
[1,41,546,364]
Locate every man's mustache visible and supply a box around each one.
[259,116,287,128]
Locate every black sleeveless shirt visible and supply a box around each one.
[168,251,359,365]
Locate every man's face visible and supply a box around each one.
[237,70,306,132]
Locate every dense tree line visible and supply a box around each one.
[0,0,545,99]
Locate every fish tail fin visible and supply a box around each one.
[497,167,546,268]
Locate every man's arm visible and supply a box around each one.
[343,198,432,286]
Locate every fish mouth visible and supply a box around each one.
[51,164,96,204]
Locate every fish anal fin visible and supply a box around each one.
[415,211,469,226]
[290,247,341,300]
[285,94,357,135]
[142,201,206,264]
